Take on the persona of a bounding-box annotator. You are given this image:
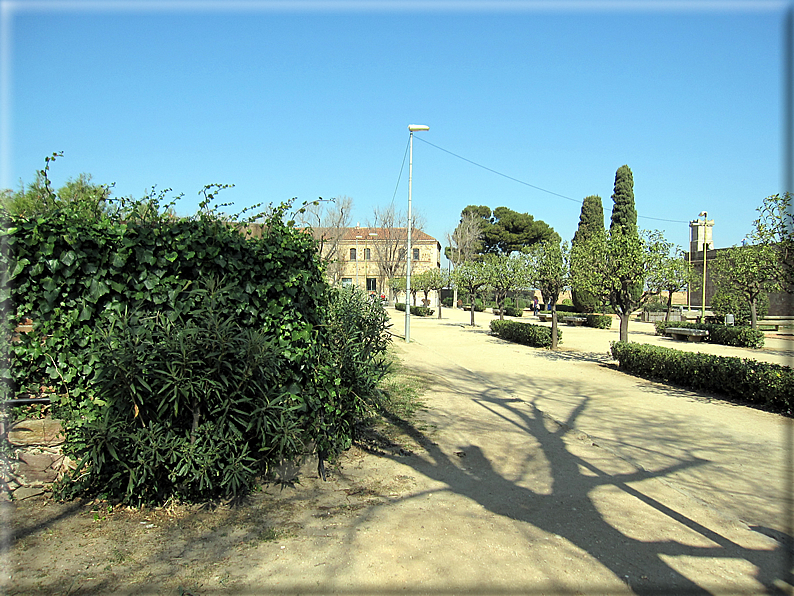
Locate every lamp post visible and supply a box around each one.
[365,231,377,294]
[406,124,429,343]
[355,235,362,288]
[699,211,708,321]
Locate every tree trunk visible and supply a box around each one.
[750,296,758,329]
[619,311,630,343]
[470,292,476,326]
[665,291,673,322]
[550,305,559,350]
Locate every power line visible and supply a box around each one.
[415,136,690,226]
[390,137,410,206]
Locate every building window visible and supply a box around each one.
[413,248,420,261]
[365,248,371,261]
[366,278,377,292]
[341,278,353,287]
[350,248,357,261]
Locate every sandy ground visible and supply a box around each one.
[1,306,792,595]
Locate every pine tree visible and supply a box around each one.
[571,195,604,313]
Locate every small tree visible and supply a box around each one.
[415,268,450,319]
[645,246,694,321]
[751,191,794,289]
[451,261,489,326]
[711,243,780,328]
[482,253,530,320]
[529,238,569,349]
[570,228,668,342]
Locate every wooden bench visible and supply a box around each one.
[563,316,587,326]
[537,313,551,322]
[665,327,708,342]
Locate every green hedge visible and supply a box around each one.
[503,306,523,317]
[490,319,562,348]
[653,321,765,349]
[610,342,793,416]
[585,314,612,329]
[395,303,434,317]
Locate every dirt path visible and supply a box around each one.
[2,308,791,595]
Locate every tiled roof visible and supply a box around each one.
[310,227,438,243]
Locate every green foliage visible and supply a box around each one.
[751,192,794,288]
[58,281,302,503]
[585,314,612,329]
[461,205,555,255]
[490,319,562,348]
[571,195,605,314]
[652,321,765,349]
[394,303,434,317]
[711,289,769,326]
[441,296,454,307]
[609,165,637,236]
[711,244,779,328]
[482,253,531,318]
[502,306,523,317]
[610,342,792,415]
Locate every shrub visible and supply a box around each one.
[711,289,769,326]
[442,296,454,307]
[503,306,523,317]
[490,319,562,348]
[585,314,612,329]
[394,303,433,316]
[653,321,764,349]
[610,341,793,416]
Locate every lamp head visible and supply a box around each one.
[698,211,708,218]
[408,124,430,132]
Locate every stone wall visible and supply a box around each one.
[2,417,71,501]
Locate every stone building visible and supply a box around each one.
[309,226,442,303]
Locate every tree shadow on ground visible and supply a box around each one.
[373,388,791,595]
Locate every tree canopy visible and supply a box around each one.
[460,205,555,255]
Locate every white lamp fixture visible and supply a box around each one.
[406,124,429,343]
[699,211,708,320]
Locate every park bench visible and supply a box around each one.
[537,313,551,322]
[563,316,587,326]
[665,327,708,342]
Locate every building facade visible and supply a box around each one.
[310,226,442,303]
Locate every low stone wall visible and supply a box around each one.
[2,417,72,500]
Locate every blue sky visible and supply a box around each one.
[2,1,790,264]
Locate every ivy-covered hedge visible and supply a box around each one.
[490,319,562,348]
[395,303,434,317]
[653,321,765,349]
[1,186,392,503]
[610,342,793,415]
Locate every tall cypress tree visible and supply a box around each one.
[571,195,604,313]
[609,165,637,235]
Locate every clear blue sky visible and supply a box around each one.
[2,1,790,264]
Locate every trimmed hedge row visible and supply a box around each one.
[503,306,523,317]
[395,303,434,317]
[653,321,765,349]
[610,341,792,415]
[490,319,562,348]
[585,314,612,329]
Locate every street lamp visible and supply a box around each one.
[699,211,708,321]
[406,124,429,343]
[355,235,362,288]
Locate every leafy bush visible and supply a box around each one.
[442,296,454,307]
[641,297,669,312]
[653,321,765,349]
[610,341,793,415]
[503,306,523,317]
[585,314,612,329]
[395,303,434,316]
[490,319,562,348]
[711,289,769,326]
